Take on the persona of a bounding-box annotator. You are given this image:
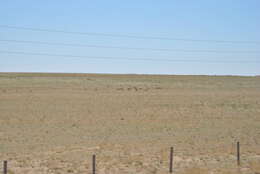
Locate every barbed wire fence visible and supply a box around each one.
[1,141,247,174]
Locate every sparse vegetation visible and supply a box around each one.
[0,73,260,174]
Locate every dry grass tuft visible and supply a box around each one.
[181,167,209,174]
[249,160,260,174]
[217,169,241,174]
[7,170,15,174]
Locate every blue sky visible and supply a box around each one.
[0,0,259,75]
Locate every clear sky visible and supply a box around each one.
[0,0,259,75]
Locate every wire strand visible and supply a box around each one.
[1,39,260,54]
[1,25,260,44]
[0,50,259,63]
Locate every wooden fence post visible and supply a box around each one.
[3,161,7,174]
[169,147,173,173]
[92,155,96,174]
[237,142,240,166]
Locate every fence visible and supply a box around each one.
[2,142,242,174]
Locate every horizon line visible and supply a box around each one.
[0,72,259,77]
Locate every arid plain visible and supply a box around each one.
[0,73,260,174]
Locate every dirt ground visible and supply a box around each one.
[0,73,260,174]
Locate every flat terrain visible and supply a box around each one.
[0,73,260,174]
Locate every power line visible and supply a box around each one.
[1,25,260,44]
[1,39,260,54]
[0,50,259,63]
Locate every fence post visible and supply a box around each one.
[3,161,7,174]
[237,142,240,166]
[169,147,173,173]
[92,155,96,174]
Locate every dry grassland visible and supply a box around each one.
[0,73,260,174]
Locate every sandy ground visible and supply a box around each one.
[0,73,260,174]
